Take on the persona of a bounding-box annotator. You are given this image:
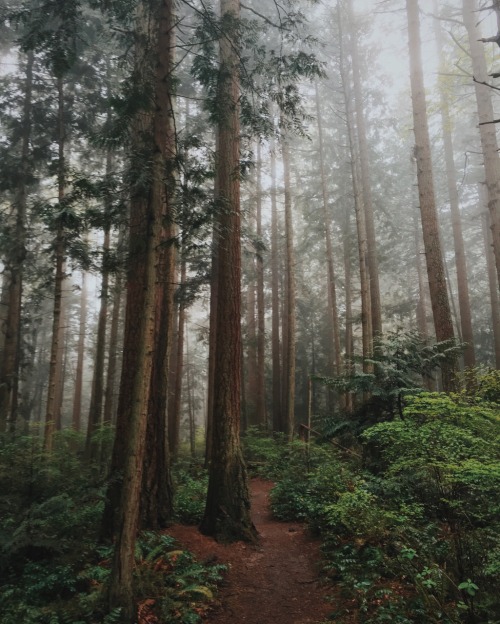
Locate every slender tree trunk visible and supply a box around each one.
[169,256,186,460]
[255,142,266,427]
[406,0,456,391]
[72,270,87,431]
[346,0,382,339]
[343,201,354,412]
[281,134,296,440]
[44,77,67,452]
[0,50,33,432]
[315,83,342,388]
[205,130,220,467]
[463,0,500,291]
[480,185,500,368]
[339,12,373,369]
[434,11,475,368]
[245,263,257,426]
[86,224,111,460]
[270,140,282,431]
[103,231,125,427]
[186,330,196,459]
[200,0,256,542]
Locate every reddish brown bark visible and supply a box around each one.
[407,0,456,391]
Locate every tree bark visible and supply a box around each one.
[406,0,456,391]
[106,0,177,618]
[0,50,33,432]
[103,230,125,427]
[463,0,500,292]
[480,185,500,368]
[281,134,296,440]
[200,0,256,542]
[170,256,186,460]
[315,83,342,383]
[346,0,382,339]
[86,223,110,460]
[434,10,476,368]
[44,76,67,452]
[255,142,266,427]
[339,10,373,369]
[72,270,87,431]
[270,139,282,431]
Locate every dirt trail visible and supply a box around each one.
[167,478,334,624]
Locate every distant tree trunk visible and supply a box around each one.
[200,0,256,542]
[346,0,382,340]
[0,50,33,432]
[106,0,177,618]
[281,134,296,440]
[255,142,266,427]
[406,0,456,391]
[434,8,475,368]
[343,201,354,412]
[414,210,429,341]
[205,223,218,467]
[72,270,87,431]
[270,139,282,431]
[169,256,185,461]
[103,233,125,427]
[339,12,373,368]
[463,0,500,291]
[44,77,67,452]
[480,186,500,368]
[186,331,196,459]
[86,224,110,460]
[315,84,342,385]
[245,262,257,426]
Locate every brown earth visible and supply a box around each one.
[166,478,336,624]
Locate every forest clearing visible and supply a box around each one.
[1,0,500,622]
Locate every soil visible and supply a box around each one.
[167,478,336,624]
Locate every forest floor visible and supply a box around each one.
[167,478,338,624]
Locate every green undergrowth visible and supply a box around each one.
[0,431,223,623]
[259,368,500,623]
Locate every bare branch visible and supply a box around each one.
[473,76,500,91]
[240,3,290,30]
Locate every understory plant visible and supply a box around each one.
[0,432,224,623]
[269,367,500,623]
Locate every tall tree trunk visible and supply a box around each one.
[434,10,476,368]
[140,91,176,530]
[480,185,500,368]
[346,0,382,339]
[315,83,342,390]
[245,263,257,426]
[86,223,111,460]
[44,77,67,452]
[106,0,176,618]
[169,256,186,460]
[103,233,125,427]
[406,0,456,391]
[0,50,33,432]
[463,0,500,291]
[281,134,296,440]
[72,270,87,431]
[270,140,282,431]
[200,0,256,542]
[339,11,373,369]
[255,142,266,427]
[343,201,354,412]
[186,330,196,459]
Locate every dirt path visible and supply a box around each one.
[167,478,334,624]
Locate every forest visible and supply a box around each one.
[1,0,500,622]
